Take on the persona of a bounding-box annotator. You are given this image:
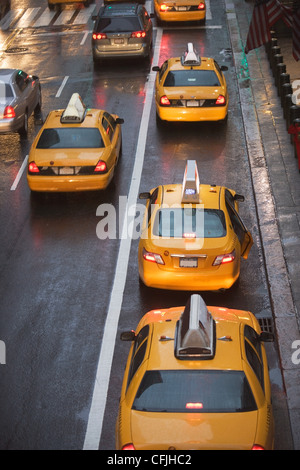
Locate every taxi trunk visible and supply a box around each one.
[131,410,258,450]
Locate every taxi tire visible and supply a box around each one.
[155,112,167,127]
[18,111,28,139]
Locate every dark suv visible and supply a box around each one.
[92,3,153,62]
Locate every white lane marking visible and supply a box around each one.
[32,9,56,28]
[53,9,74,26]
[80,31,89,46]
[206,0,212,20]
[83,27,163,451]
[56,76,69,98]
[73,4,96,25]
[10,155,28,191]
[0,9,23,31]
[14,7,40,28]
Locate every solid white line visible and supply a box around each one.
[80,31,89,46]
[56,76,69,98]
[10,155,28,191]
[83,28,163,451]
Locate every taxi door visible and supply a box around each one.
[225,191,253,259]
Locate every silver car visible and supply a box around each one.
[0,69,42,138]
[92,3,153,62]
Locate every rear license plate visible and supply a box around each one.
[59,167,74,175]
[178,6,187,10]
[114,38,124,44]
[179,258,198,268]
[186,100,200,107]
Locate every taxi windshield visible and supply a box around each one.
[36,128,104,149]
[152,208,226,238]
[163,70,221,87]
[132,370,257,413]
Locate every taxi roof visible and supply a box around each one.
[160,183,221,209]
[44,107,103,128]
[167,56,216,71]
[146,306,245,372]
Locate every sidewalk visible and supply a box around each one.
[225,0,300,449]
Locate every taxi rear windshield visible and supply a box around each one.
[152,208,226,238]
[96,17,141,33]
[132,370,257,413]
[163,70,221,87]
[36,128,104,149]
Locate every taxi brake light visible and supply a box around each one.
[160,95,171,106]
[94,160,107,173]
[198,2,205,9]
[212,251,235,266]
[160,3,169,11]
[122,443,135,450]
[3,106,16,119]
[252,444,265,450]
[143,248,164,265]
[92,33,107,40]
[131,31,146,38]
[186,402,203,409]
[28,162,40,174]
[216,95,226,105]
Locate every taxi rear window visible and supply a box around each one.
[96,17,141,33]
[36,128,104,149]
[152,208,226,238]
[163,70,221,87]
[132,370,257,413]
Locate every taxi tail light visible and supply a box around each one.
[198,2,205,9]
[131,31,146,38]
[160,3,169,11]
[92,32,107,40]
[143,248,165,265]
[94,160,108,173]
[215,95,226,106]
[160,95,171,106]
[3,105,16,119]
[212,251,235,266]
[28,162,40,174]
[252,444,265,450]
[122,443,136,450]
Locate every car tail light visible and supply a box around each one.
[212,251,235,266]
[252,444,265,450]
[3,106,16,119]
[186,402,203,409]
[122,443,135,450]
[94,160,107,173]
[143,248,165,265]
[198,2,205,9]
[215,95,226,105]
[131,31,146,38]
[92,32,107,40]
[160,3,169,11]
[28,162,40,174]
[160,95,171,106]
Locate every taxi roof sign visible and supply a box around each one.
[175,294,215,360]
[181,160,200,203]
[61,93,86,123]
[181,43,201,66]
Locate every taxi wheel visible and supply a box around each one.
[18,111,28,139]
[34,88,42,116]
[156,112,167,127]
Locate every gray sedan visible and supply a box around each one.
[0,69,42,138]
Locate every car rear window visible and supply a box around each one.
[0,83,14,101]
[132,370,257,413]
[96,16,141,33]
[152,208,226,238]
[36,128,104,149]
[163,70,221,87]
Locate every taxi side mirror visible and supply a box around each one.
[120,331,136,341]
[259,332,274,342]
[152,66,160,72]
[115,118,124,124]
[234,194,244,202]
[139,192,151,199]
[221,65,228,71]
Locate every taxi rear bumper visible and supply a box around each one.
[156,104,228,122]
[155,9,206,22]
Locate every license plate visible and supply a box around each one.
[178,6,187,10]
[179,258,198,268]
[186,100,200,107]
[59,167,74,175]
[114,38,124,44]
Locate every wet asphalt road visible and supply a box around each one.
[0,0,291,450]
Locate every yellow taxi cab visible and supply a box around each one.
[138,160,253,291]
[152,43,228,123]
[116,294,275,450]
[154,0,206,23]
[27,93,123,193]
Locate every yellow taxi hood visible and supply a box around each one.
[131,410,258,450]
[29,148,106,167]
[162,87,224,100]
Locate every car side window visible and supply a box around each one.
[126,325,149,391]
[15,71,28,93]
[225,189,235,210]
[244,325,264,392]
[225,200,245,245]
[102,112,115,141]
[159,61,168,83]
[147,187,159,225]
